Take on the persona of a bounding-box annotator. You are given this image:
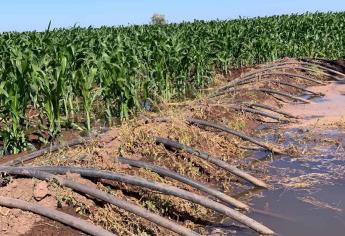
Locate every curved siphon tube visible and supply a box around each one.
[17,165,276,234]
[228,105,290,123]
[256,88,311,104]
[272,80,325,96]
[0,196,116,236]
[185,118,284,154]
[215,64,328,93]
[1,138,89,167]
[210,71,325,98]
[155,137,268,188]
[0,166,276,235]
[117,156,249,210]
[248,103,298,119]
[0,166,201,236]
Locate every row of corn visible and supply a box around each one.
[0,12,344,154]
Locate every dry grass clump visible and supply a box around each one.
[298,196,343,213]
[280,173,328,189]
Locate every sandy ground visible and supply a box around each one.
[0,179,56,235]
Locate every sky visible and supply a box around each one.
[1,0,345,32]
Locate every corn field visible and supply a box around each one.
[0,12,345,155]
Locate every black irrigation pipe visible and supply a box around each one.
[266,58,336,69]
[212,86,311,105]
[253,60,345,81]
[0,138,90,166]
[117,157,249,210]
[225,74,317,93]
[212,71,326,98]
[213,59,340,95]
[118,157,294,222]
[301,57,333,64]
[253,88,311,103]
[199,103,289,123]
[248,72,325,85]
[221,64,329,90]
[155,137,269,188]
[229,105,290,123]
[27,166,251,212]
[256,61,344,81]
[296,59,345,79]
[0,166,200,236]
[238,71,327,88]
[272,80,325,96]
[299,66,344,81]
[0,196,115,236]
[185,118,284,155]
[209,72,326,99]
[28,165,249,210]
[1,166,275,235]
[300,58,345,73]
[255,88,311,104]
[248,103,299,119]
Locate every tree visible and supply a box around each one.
[151,14,166,25]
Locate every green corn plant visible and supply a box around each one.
[36,55,67,142]
[0,48,37,154]
[0,93,28,155]
[97,53,114,125]
[0,12,345,152]
[0,79,28,155]
[76,65,100,131]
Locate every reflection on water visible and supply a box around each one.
[241,127,345,236]
[209,127,345,236]
[209,82,345,235]
[247,181,345,236]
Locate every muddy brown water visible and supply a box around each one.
[244,128,345,236]
[209,82,345,236]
